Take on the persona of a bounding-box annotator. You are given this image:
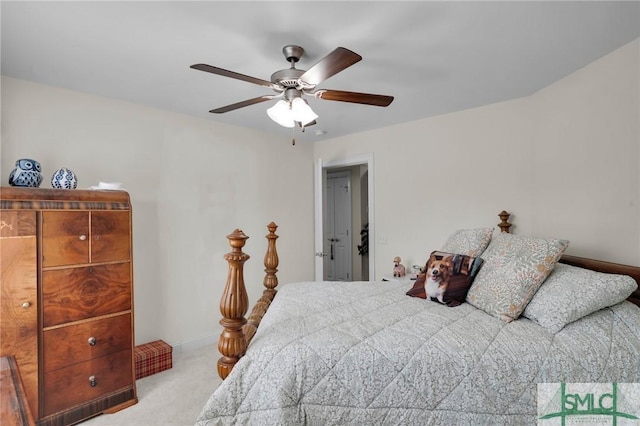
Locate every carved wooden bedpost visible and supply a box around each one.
[218,229,250,380]
[263,222,279,295]
[218,223,281,380]
[498,210,512,233]
[243,222,279,345]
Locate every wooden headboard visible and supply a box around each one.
[559,255,640,306]
[497,210,640,306]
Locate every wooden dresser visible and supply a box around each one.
[0,187,137,425]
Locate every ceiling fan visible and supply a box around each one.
[190,45,394,132]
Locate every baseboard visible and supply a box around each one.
[169,333,218,355]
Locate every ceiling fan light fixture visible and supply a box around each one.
[290,97,318,126]
[267,99,295,128]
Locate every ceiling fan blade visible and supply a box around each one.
[312,90,394,107]
[209,95,278,114]
[191,63,278,90]
[299,47,362,86]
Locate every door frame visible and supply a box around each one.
[314,153,375,281]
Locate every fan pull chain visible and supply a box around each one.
[292,126,296,146]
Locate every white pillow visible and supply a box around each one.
[466,232,569,322]
[523,263,638,333]
[440,227,493,257]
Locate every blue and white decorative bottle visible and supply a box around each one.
[8,158,43,187]
[51,167,78,189]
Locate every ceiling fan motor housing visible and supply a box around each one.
[282,45,304,63]
[271,68,304,88]
[270,45,310,89]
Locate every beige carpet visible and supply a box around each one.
[83,343,222,425]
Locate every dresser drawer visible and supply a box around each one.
[43,349,133,417]
[42,263,131,327]
[42,211,90,267]
[91,211,131,263]
[42,210,131,267]
[43,314,132,372]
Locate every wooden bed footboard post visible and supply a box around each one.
[242,223,280,346]
[263,222,279,294]
[218,229,250,380]
[218,223,280,380]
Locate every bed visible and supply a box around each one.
[196,212,640,425]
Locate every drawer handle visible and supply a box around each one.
[79,234,87,241]
[21,302,31,308]
[88,336,96,346]
[89,376,97,387]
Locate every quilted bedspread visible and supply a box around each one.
[195,281,640,425]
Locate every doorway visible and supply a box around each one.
[324,170,353,281]
[314,155,375,282]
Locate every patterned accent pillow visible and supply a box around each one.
[406,251,484,307]
[523,263,638,333]
[466,232,569,322]
[441,228,494,257]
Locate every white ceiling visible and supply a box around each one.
[2,1,639,144]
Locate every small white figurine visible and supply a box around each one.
[393,256,406,277]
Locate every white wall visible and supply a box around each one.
[314,38,640,275]
[0,78,316,350]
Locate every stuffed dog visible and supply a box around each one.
[393,256,406,277]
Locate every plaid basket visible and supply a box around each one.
[135,340,172,379]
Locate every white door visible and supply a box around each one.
[324,171,352,281]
